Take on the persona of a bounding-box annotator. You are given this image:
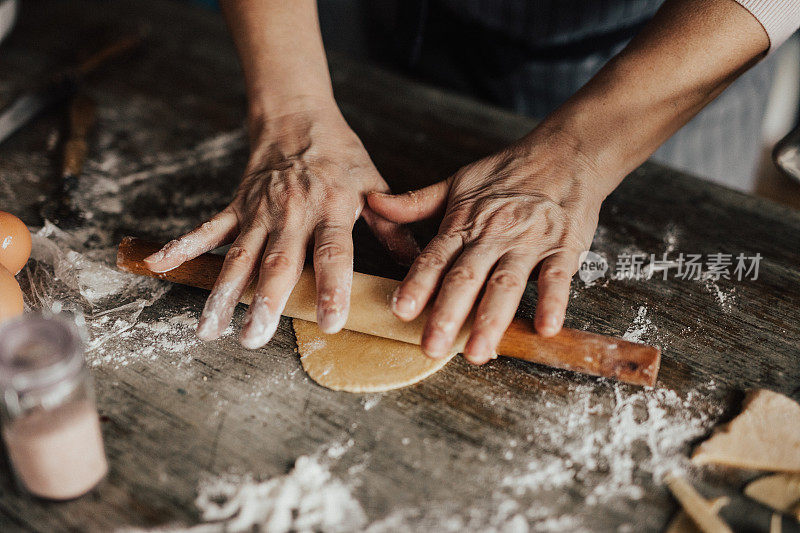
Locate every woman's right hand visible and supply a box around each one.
[144,102,418,349]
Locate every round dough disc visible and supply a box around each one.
[293,318,456,393]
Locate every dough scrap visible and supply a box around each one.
[666,496,729,533]
[745,474,800,520]
[664,474,732,533]
[692,389,800,472]
[293,319,456,393]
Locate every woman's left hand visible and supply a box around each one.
[367,128,607,364]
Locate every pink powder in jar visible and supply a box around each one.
[0,315,108,500]
[3,399,107,500]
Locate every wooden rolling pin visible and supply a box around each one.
[117,237,660,386]
[62,95,95,180]
[45,94,96,228]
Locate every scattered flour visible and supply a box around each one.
[28,222,167,307]
[622,306,656,344]
[21,222,173,369]
[361,395,382,411]
[298,337,327,357]
[77,126,244,220]
[114,129,245,188]
[326,439,355,460]
[192,455,366,533]
[500,383,718,507]
[702,277,736,313]
[85,311,236,369]
[366,498,531,533]
[664,227,678,254]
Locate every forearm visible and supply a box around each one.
[220,0,335,124]
[532,0,770,197]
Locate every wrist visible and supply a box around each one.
[521,118,620,202]
[529,50,680,195]
[247,93,337,131]
[247,96,341,142]
[245,102,355,168]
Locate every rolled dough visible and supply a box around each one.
[293,319,457,393]
[244,268,471,350]
[692,389,800,472]
[745,474,800,520]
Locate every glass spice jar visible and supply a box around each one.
[0,314,107,500]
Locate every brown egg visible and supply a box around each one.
[0,211,31,275]
[0,264,24,323]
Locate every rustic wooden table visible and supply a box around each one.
[1,1,799,531]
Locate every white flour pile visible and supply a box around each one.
[500,382,718,507]
[192,455,366,533]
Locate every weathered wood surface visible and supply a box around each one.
[0,1,798,531]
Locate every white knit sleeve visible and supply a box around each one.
[733,0,800,51]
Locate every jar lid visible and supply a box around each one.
[0,315,85,394]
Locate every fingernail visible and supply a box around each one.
[196,285,234,341]
[539,314,561,336]
[144,239,185,271]
[424,332,451,359]
[240,296,279,350]
[143,250,165,264]
[391,290,416,316]
[317,308,346,334]
[196,313,218,341]
[465,337,491,364]
[317,286,349,333]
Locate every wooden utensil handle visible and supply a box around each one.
[497,320,659,387]
[76,34,143,77]
[117,237,660,387]
[69,95,95,139]
[62,96,95,178]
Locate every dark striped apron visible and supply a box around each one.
[360,0,778,190]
